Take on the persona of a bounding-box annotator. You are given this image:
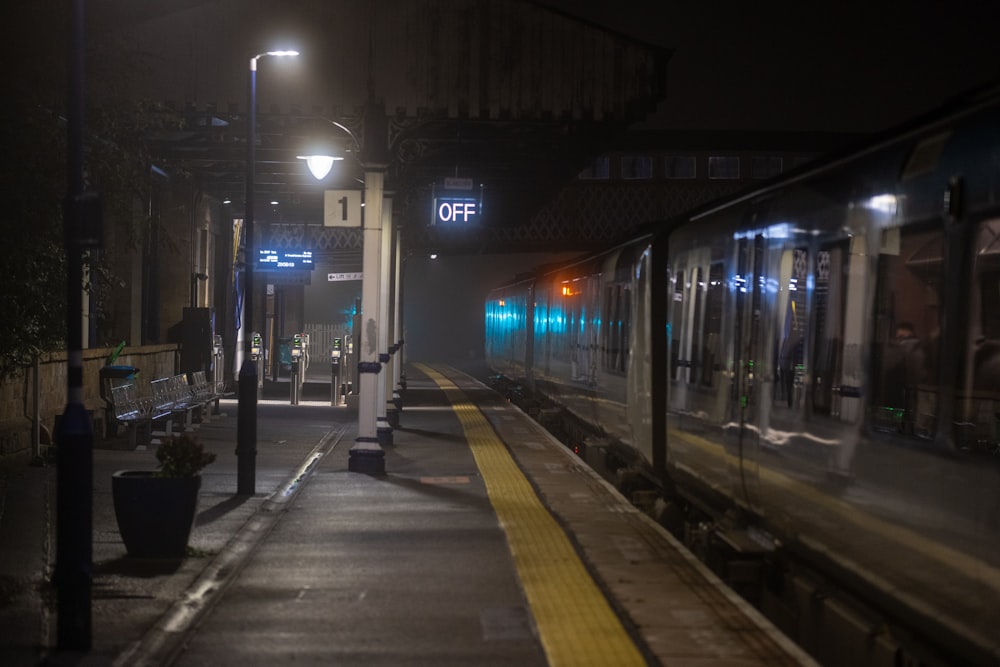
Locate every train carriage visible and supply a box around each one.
[486,82,1000,665]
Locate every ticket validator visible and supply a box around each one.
[330,337,343,406]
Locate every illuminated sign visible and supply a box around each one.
[433,197,480,225]
[256,248,315,271]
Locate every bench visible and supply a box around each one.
[150,375,203,438]
[108,371,234,448]
[109,382,161,449]
[190,370,229,416]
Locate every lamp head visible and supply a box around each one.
[297,154,344,180]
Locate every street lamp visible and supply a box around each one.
[237,48,298,496]
[297,118,360,180]
[297,153,343,180]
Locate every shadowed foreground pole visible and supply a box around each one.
[236,53,259,496]
[56,0,96,649]
[236,49,298,495]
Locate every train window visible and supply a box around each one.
[774,248,809,409]
[603,284,626,373]
[671,269,685,381]
[731,236,764,407]
[811,243,850,415]
[621,285,632,372]
[901,132,950,180]
[870,225,942,438]
[689,267,705,385]
[708,156,740,179]
[700,263,725,387]
[665,155,696,179]
[961,217,1000,454]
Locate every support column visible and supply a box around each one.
[348,168,385,474]
[388,225,403,427]
[376,195,394,445]
[394,228,404,392]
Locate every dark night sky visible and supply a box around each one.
[539,0,1000,133]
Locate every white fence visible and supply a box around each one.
[303,323,352,359]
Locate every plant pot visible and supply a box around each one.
[111,470,201,558]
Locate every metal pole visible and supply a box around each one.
[236,56,258,495]
[56,0,93,649]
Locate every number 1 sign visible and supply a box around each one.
[324,189,362,227]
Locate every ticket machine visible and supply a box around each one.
[250,331,264,391]
[250,332,263,361]
[211,334,225,391]
[290,332,309,405]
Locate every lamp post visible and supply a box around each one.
[237,49,298,496]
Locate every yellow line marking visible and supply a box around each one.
[417,364,645,667]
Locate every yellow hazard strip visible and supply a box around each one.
[417,364,645,667]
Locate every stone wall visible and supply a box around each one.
[0,344,178,468]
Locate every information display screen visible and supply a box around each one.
[256,248,315,271]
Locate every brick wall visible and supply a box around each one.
[0,344,178,468]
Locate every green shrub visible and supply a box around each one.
[155,433,216,477]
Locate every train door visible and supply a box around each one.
[669,248,712,389]
[760,229,860,481]
[729,233,765,511]
[813,235,867,475]
[585,274,601,385]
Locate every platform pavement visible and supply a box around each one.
[1,364,814,667]
[0,389,361,666]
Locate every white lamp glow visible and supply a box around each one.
[297,154,342,180]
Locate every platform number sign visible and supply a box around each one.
[324,189,362,228]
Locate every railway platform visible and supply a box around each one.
[0,363,815,666]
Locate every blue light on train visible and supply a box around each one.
[636,247,651,280]
[733,222,792,240]
[767,223,791,239]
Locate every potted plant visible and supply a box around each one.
[111,433,217,558]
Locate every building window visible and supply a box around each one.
[708,156,740,179]
[621,155,653,180]
[665,155,696,179]
[578,157,610,180]
[752,156,783,179]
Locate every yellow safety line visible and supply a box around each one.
[416,364,645,667]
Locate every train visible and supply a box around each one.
[484,82,1000,666]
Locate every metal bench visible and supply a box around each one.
[150,375,201,439]
[110,382,154,448]
[188,370,226,420]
